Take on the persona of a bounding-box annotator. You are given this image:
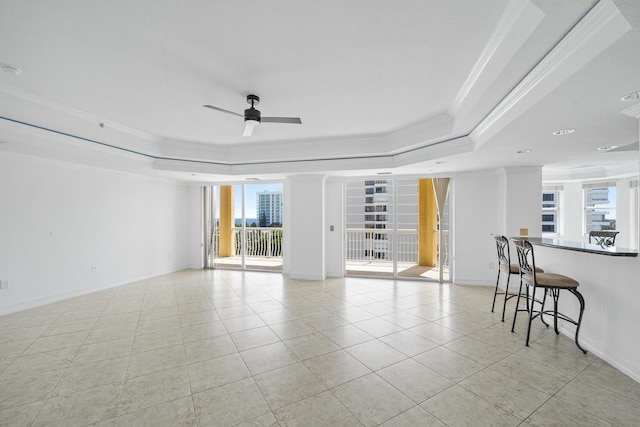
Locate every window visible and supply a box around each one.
[584,183,616,233]
[631,179,639,250]
[541,190,559,234]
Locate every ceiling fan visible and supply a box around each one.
[203,94,302,137]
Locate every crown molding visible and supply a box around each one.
[471,0,631,147]
[449,0,544,118]
[0,81,159,143]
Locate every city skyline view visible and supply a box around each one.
[233,183,283,221]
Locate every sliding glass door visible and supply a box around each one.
[203,183,283,272]
[344,177,450,281]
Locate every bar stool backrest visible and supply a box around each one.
[492,234,510,272]
[512,239,536,279]
[588,230,618,247]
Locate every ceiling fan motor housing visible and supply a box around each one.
[245,94,261,122]
[244,107,261,123]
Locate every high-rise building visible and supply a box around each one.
[541,191,559,233]
[346,179,419,260]
[256,191,282,226]
[585,187,615,231]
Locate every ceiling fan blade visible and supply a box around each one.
[203,105,243,117]
[261,117,302,124]
[243,121,256,137]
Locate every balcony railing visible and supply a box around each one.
[345,228,418,263]
[210,226,449,277]
[234,227,282,257]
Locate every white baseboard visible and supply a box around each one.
[289,273,326,281]
[557,324,640,384]
[453,278,492,286]
[326,270,345,278]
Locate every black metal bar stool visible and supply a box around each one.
[511,238,586,353]
[491,234,543,322]
[588,230,619,247]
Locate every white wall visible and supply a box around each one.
[325,179,344,277]
[287,174,326,280]
[561,181,583,240]
[0,152,190,315]
[187,186,203,269]
[534,246,640,382]
[452,173,500,285]
[616,178,631,248]
[502,167,542,238]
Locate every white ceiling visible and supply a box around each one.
[0,0,638,182]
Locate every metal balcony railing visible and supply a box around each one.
[234,227,282,258]
[345,228,450,267]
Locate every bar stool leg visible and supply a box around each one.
[525,284,537,347]
[569,288,587,354]
[540,290,549,328]
[500,272,511,322]
[551,288,560,335]
[491,268,501,313]
[511,278,524,333]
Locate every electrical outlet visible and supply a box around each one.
[0,280,8,290]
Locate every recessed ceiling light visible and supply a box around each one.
[597,145,619,151]
[377,172,392,175]
[552,129,575,136]
[435,161,446,164]
[247,178,261,181]
[621,92,640,102]
[0,63,21,75]
[517,149,532,154]
[190,173,198,176]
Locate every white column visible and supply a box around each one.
[287,174,326,280]
[616,178,631,248]
[500,166,543,238]
[621,103,640,248]
[562,181,584,241]
[325,179,344,277]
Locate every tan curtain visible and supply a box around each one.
[202,186,216,269]
[432,178,450,283]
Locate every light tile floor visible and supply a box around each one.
[1,269,639,426]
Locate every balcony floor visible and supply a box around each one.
[214,256,283,271]
[214,256,449,280]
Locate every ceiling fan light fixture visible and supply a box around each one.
[243,119,259,137]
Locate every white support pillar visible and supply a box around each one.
[287,174,326,280]
[498,166,543,238]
